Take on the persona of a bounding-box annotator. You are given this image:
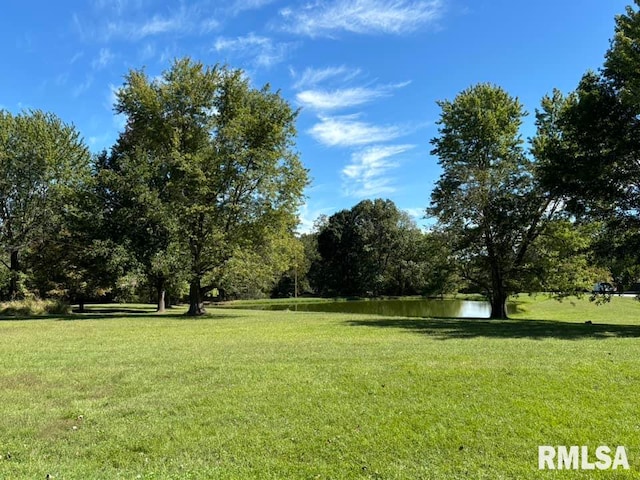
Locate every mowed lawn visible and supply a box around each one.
[0,297,639,479]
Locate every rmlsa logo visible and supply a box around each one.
[538,446,629,470]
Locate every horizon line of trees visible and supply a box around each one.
[0,58,308,315]
[1,2,639,318]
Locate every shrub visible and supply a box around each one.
[0,298,70,316]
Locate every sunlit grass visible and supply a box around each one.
[0,297,638,478]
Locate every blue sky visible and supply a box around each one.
[0,0,629,231]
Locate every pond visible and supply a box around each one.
[227,298,516,319]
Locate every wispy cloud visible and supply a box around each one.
[107,84,127,129]
[88,132,113,149]
[138,43,156,61]
[73,75,94,97]
[200,18,221,33]
[291,65,361,90]
[92,0,147,16]
[404,207,426,221]
[309,115,404,147]
[69,51,84,64]
[280,0,443,37]
[107,83,120,108]
[108,13,184,39]
[342,144,413,197]
[214,33,293,68]
[92,48,115,70]
[296,201,336,234]
[226,0,277,15]
[78,4,221,42]
[297,82,409,111]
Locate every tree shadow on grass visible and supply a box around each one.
[345,317,640,340]
[0,310,243,322]
[73,307,157,314]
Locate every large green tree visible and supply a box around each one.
[114,58,307,315]
[537,3,640,289]
[429,84,570,319]
[0,110,91,299]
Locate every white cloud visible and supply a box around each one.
[137,15,182,37]
[297,82,409,111]
[92,48,115,70]
[69,51,84,64]
[102,15,182,40]
[298,88,379,110]
[308,115,404,147]
[342,144,413,197]
[200,18,221,33]
[280,0,443,37]
[55,73,69,87]
[86,4,220,42]
[159,45,179,64]
[214,33,292,68]
[404,207,426,220]
[88,132,112,148]
[291,65,360,90]
[107,83,120,109]
[93,0,147,15]
[404,208,434,231]
[139,43,156,61]
[227,0,276,15]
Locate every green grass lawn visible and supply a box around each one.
[0,296,639,479]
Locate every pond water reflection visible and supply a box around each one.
[236,298,515,319]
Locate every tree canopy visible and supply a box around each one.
[428,84,598,318]
[311,199,450,297]
[114,58,308,315]
[536,2,640,290]
[0,110,91,298]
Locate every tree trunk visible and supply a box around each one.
[488,248,509,319]
[8,250,20,299]
[156,278,166,313]
[78,297,85,313]
[187,278,206,316]
[489,289,508,319]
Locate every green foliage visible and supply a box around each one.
[272,233,318,298]
[536,3,640,291]
[311,199,449,297]
[604,0,640,108]
[114,58,308,314]
[24,152,134,307]
[429,83,590,318]
[535,75,639,216]
[0,110,91,299]
[212,229,303,299]
[0,298,70,316]
[521,220,609,295]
